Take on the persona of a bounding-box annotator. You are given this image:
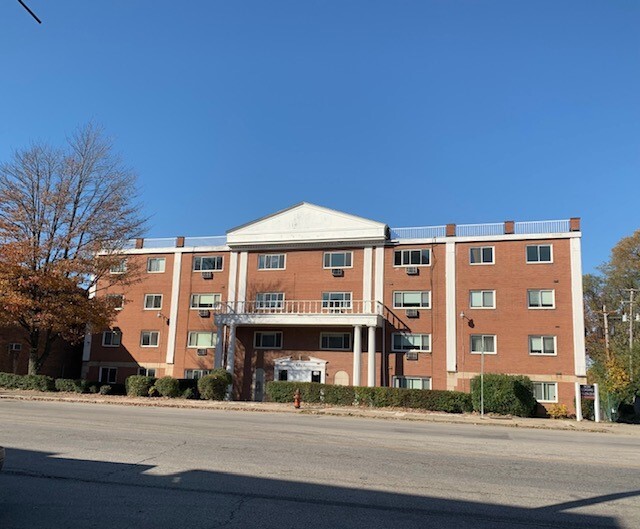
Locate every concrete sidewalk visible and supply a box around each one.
[1,389,638,435]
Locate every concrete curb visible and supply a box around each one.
[1,390,638,436]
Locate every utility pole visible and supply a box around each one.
[622,289,639,382]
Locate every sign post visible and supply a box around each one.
[577,383,601,422]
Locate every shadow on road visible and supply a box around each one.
[0,447,635,528]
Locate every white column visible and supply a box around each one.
[227,252,238,305]
[594,383,601,423]
[363,248,373,312]
[353,325,362,386]
[570,236,587,377]
[165,252,182,364]
[225,323,237,373]
[575,382,583,421]
[374,247,384,309]
[445,240,457,372]
[367,325,376,387]
[237,251,248,303]
[214,324,224,369]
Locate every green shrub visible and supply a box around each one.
[470,374,536,417]
[182,388,195,399]
[55,378,89,393]
[99,384,112,395]
[20,374,55,391]
[197,369,232,400]
[154,376,181,398]
[0,372,23,389]
[125,375,156,397]
[88,384,100,394]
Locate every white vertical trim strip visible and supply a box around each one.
[570,237,587,377]
[165,252,182,364]
[228,252,238,304]
[237,251,248,303]
[446,241,457,372]
[363,247,373,306]
[374,247,384,305]
[367,325,376,387]
[353,325,362,386]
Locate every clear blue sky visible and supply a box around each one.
[1,1,638,274]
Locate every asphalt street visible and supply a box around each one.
[1,400,639,528]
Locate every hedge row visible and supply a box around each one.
[470,374,536,417]
[0,372,55,391]
[265,381,473,413]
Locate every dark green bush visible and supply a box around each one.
[0,372,23,389]
[20,374,55,391]
[470,374,536,417]
[265,381,472,413]
[125,375,156,397]
[154,376,181,398]
[55,378,89,393]
[197,369,232,400]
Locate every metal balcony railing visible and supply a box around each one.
[214,300,384,315]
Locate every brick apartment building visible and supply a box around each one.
[83,203,586,411]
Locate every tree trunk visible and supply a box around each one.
[28,348,40,375]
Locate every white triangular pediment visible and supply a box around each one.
[227,203,388,247]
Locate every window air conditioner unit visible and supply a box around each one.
[331,268,344,277]
[198,310,211,318]
[8,343,22,352]
[406,309,419,318]
[196,349,208,357]
[202,271,214,279]
[406,267,419,276]
[405,351,419,361]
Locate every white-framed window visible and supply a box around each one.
[393,376,432,390]
[190,293,221,309]
[393,291,431,309]
[469,290,495,309]
[102,331,121,347]
[193,256,223,271]
[394,248,431,267]
[392,333,431,352]
[140,331,160,347]
[109,260,127,274]
[137,367,156,377]
[185,369,210,379]
[470,246,494,265]
[99,367,117,383]
[470,335,496,354]
[256,292,285,310]
[258,254,286,270]
[144,294,163,310]
[187,331,216,348]
[254,331,283,349]
[147,257,166,273]
[323,251,353,269]
[322,292,352,311]
[320,332,352,351]
[533,382,558,403]
[528,289,555,309]
[529,335,557,356]
[526,244,553,263]
[106,294,124,310]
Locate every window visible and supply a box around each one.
[393,376,432,390]
[109,260,127,274]
[470,335,496,354]
[469,290,495,309]
[529,336,557,356]
[470,246,494,265]
[323,251,352,268]
[102,331,121,347]
[528,289,555,309]
[190,293,221,309]
[140,331,159,347]
[254,331,283,349]
[278,370,288,381]
[533,382,558,403]
[188,331,216,348]
[99,367,117,383]
[144,294,163,310]
[255,292,285,310]
[106,294,124,310]
[393,291,431,309]
[147,257,166,273]
[258,254,286,270]
[526,244,553,263]
[137,367,156,377]
[394,248,430,266]
[193,256,223,271]
[322,292,352,311]
[320,332,352,350]
[392,333,431,352]
[184,369,210,379]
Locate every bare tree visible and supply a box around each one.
[0,123,146,374]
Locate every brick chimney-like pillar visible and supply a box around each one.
[504,221,515,235]
[135,238,144,249]
[176,236,185,248]
[570,218,581,231]
[446,224,456,237]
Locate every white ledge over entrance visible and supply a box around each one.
[226,202,388,247]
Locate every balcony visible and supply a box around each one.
[213,300,385,327]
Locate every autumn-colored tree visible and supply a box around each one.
[0,123,145,374]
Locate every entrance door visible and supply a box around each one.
[311,370,321,383]
[253,368,265,401]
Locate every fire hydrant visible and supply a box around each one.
[294,388,301,409]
